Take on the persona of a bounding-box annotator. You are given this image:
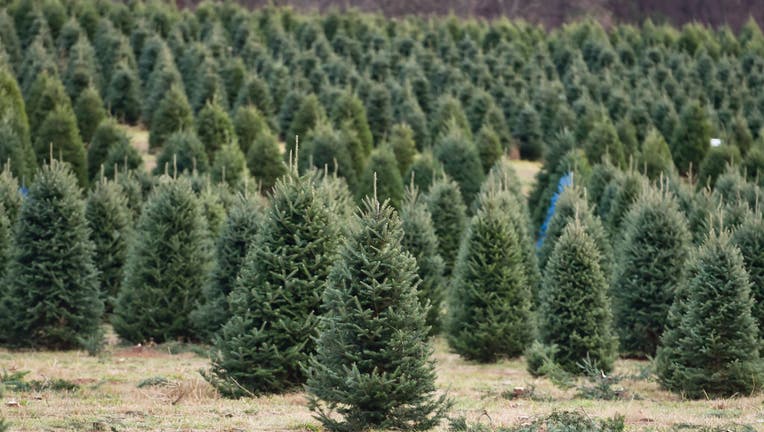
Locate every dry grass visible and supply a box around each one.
[507,159,541,195]
[118,124,156,173]
[1,336,762,431]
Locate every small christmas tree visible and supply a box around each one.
[427,175,467,274]
[149,84,193,149]
[671,99,712,175]
[73,86,106,144]
[34,106,88,187]
[400,184,445,334]
[247,130,285,193]
[434,124,484,205]
[196,98,235,161]
[0,160,102,349]
[447,189,535,361]
[657,231,762,398]
[87,119,130,181]
[357,145,404,208]
[306,196,449,431]
[113,176,212,343]
[732,212,764,329]
[540,220,617,374]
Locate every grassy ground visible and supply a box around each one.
[1,336,762,431]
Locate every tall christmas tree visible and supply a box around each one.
[0,160,102,349]
[306,196,448,431]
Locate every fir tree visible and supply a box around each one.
[87,119,129,182]
[0,67,34,181]
[430,94,470,141]
[105,61,142,124]
[389,123,417,176]
[699,145,741,189]
[247,130,285,193]
[196,98,235,161]
[211,142,250,188]
[357,146,404,209]
[406,150,442,193]
[585,116,625,168]
[86,177,131,313]
[657,231,762,398]
[540,220,617,374]
[113,176,212,343]
[514,102,543,160]
[302,121,358,191]
[204,167,340,396]
[192,194,261,341]
[400,185,446,334]
[427,175,467,274]
[447,189,535,361]
[149,84,193,149]
[153,131,209,176]
[434,124,485,205]
[638,128,674,180]
[102,140,143,182]
[671,99,713,175]
[34,106,88,187]
[732,213,764,332]
[365,82,393,145]
[0,161,102,349]
[612,186,691,357]
[305,197,448,431]
[0,165,21,224]
[73,86,106,145]
[476,124,502,174]
[330,89,373,155]
[287,93,325,152]
[234,105,269,156]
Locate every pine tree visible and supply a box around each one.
[113,176,212,343]
[427,175,467,274]
[86,177,131,313]
[656,231,762,398]
[0,160,102,349]
[196,98,235,161]
[447,189,535,361]
[732,213,764,332]
[434,124,485,205]
[35,106,88,187]
[357,146,404,209]
[153,131,209,176]
[638,128,675,180]
[149,84,193,149]
[671,99,713,175]
[305,197,448,431]
[192,194,261,341]
[540,220,617,374]
[105,61,142,124]
[204,168,340,396]
[400,185,446,334]
[612,186,691,357]
[247,130,285,193]
[73,86,106,144]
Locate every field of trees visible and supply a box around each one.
[1,0,764,430]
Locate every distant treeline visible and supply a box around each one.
[175,0,762,29]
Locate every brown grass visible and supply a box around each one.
[1,336,762,431]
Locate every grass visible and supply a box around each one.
[1,336,762,431]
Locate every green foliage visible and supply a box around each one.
[192,194,260,341]
[154,131,209,176]
[699,145,741,189]
[105,61,142,124]
[0,161,102,349]
[330,89,372,156]
[637,128,674,180]
[365,82,393,145]
[540,220,617,374]
[73,86,106,144]
[732,213,764,330]
[102,135,143,179]
[204,169,339,396]
[449,411,625,432]
[113,176,212,343]
[612,186,691,357]
[671,100,713,175]
[476,124,502,174]
[301,121,358,191]
[427,175,467,273]
[657,231,762,398]
[389,123,417,176]
[0,165,21,223]
[196,98,235,161]
[149,84,193,149]
[406,150,442,193]
[514,102,543,160]
[86,178,131,312]
[34,106,88,187]
[247,130,285,193]
[87,119,129,181]
[0,67,34,181]
[447,189,535,362]
[585,116,625,168]
[434,125,485,206]
[287,93,324,151]
[233,105,269,156]
[212,142,250,188]
[306,197,449,431]
[400,185,445,334]
[357,145,404,209]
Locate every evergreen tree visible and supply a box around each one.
[153,131,209,176]
[406,150,442,193]
[204,168,340,396]
[427,175,467,274]
[105,61,141,124]
[26,72,70,135]
[612,186,691,357]
[287,93,324,152]
[35,106,88,187]
[671,100,713,175]
[476,124,502,174]
[305,197,448,431]
[234,105,269,156]
[102,138,142,180]
[430,94,470,141]
[434,125,485,205]
[0,161,102,349]
[365,82,393,145]
[0,67,34,181]
[113,176,212,343]
[330,89,373,156]
[357,145,404,208]
[732,213,764,332]
[86,177,131,313]
[73,86,106,144]
[585,116,625,168]
[514,102,543,160]
[247,130,285,193]
[656,231,762,398]
[0,122,32,184]
[400,185,446,334]
[447,189,535,361]
[149,84,193,149]
[0,165,21,223]
[192,194,261,341]
[638,128,675,180]
[87,119,129,182]
[196,98,235,161]
[604,170,646,238]
[211,142,249,188]
[301,121,358,191]
[63,36,100,103]
[234,73,274,119]
[699,145,741,189]
[540,220,617,374]
[389,123,417,176]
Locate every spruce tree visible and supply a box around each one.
[400,185,446,334]
[305,197,448,431]
[514,102,543,160]
[357,146,404,209]
[638,128,675,180]
[196,98,235,161]
[434,124,485,205]
[105,61,142,124]
[540,220,617,374]
[149,84,193,149]
[86,177,131,313]
[211,142,250,188]
[365,82,393,145]
[447,189,535,362]
[657,231,762,398]
[389,123,417,176]
[153,131,209,176]
[406,150,442,193]
[330,89,373,155]
[113,176,212,343]
[35,106,88,187]
[302,121,358,191]
[612,186,691,357]
[87,119,130,182]
[427,175,467,274]
[204,167,340,396]
[732,213,764,332]
[0,165,21,224]
[286,93,325,151]
[73,83,107,145]
[247,130,285,193]
[671,99,713,175]
[234,105,269,156]
[585,116,625,168]
[699,145,741,189]
[0,67,34,182]
[0,160,102,349]
[476,124,502,174]
[192,194,261,341]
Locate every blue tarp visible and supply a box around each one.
[535,172,573,250]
